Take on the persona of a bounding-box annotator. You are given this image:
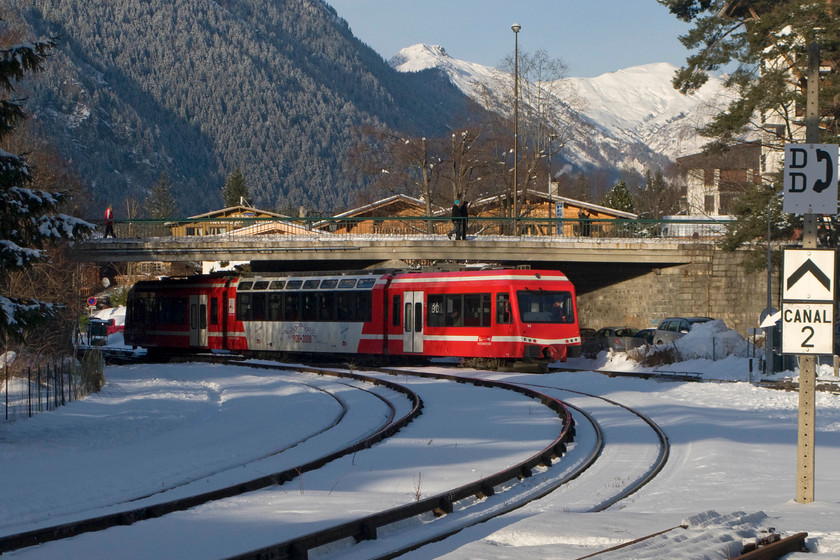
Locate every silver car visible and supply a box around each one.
[653,317,713,345]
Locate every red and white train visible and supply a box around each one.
[124,268,581,366]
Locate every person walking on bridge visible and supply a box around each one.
[104,205,116,238]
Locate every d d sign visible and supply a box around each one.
[783,143,838,215]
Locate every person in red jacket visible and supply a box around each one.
[104,205,116,238]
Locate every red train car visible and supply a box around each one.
[125,268,580,366]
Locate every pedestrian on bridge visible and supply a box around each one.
[104,205,116,238]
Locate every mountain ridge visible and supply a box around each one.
[390,44,734,177]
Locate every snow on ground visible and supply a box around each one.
[1,314,840,558]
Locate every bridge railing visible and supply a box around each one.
[99,216,733,241]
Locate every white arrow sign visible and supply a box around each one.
[782,249,835,302]
[783,143,838,215]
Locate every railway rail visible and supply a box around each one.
[1,360,676,559]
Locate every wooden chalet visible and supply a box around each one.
[168,205,292,237]
[315,194,445,235]
[466,189,637,237]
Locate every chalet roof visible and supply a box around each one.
[181,205,289,221]
[467,189,638,219]
[331,194,442,219]
[228,220,318,236]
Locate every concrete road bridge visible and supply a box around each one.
[74,229,774,336]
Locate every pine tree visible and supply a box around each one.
[0,34,94,339]
[659,0,840,147]
[145,173,179,219]
[601,181,636,213]
[221,167,249,207]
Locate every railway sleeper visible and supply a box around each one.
[433,496,454,517]
[353,521,377,543]
[475,483,496,499]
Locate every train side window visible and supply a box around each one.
[252,293,267,321]
[319,292,336,321]
[321,279,338,289]
[283,293,300,320]
[268,293,283,321]
[426,294,445,327]
[269,280,285,290]
[496,293,512,324]
[404,303,412,332]
[210,298,219,325]
[337,292,355,321]
[238,282,253,291]
[286,280,303,289]
[302,293,317,321]
[237,293,252,321]
[253,281,269,290]
[200,303,208,329]
[303,279,321,290]
[339,278,356,289]
[445,295,463,327]
[463,293,491,327]
[355,291,372,322]
[357,278,376,289]
[392,294,401,327]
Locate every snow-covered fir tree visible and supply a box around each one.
[1,35,94,339]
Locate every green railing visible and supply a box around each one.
[98,216,734,241]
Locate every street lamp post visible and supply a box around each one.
[511,23,520,236]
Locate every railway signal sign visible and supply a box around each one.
[783,143,838,215]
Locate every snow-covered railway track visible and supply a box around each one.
[0,362,421,557]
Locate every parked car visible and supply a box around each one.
[582,327,639,357]
[569,327,596,357]
[653,317,713,346]
[633,328,656,346]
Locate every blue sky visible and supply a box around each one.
[326,0,694,77]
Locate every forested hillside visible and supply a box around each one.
[9,0,475,216]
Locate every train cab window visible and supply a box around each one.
[303,279,321,290]
[210,297,219,325]
[392,295,401,327]
[339,278,357,289]
[268,293,283,321]
[286,280,302,289]
[357,278,376,289]
[269,280,285,290]
[238,282,253,291]
[517,291,575,323]
[321,279,338,289]
[496,293,512,324]
[253,281,269,290]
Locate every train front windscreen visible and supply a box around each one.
[516,290,575,324]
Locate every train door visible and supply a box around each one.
[189,294,208,347]
[402,291,424,353]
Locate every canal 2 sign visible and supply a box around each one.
[782,249,836,355]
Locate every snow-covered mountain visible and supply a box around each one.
[390,44,735,178]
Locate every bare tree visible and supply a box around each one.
[473,49,586,216]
